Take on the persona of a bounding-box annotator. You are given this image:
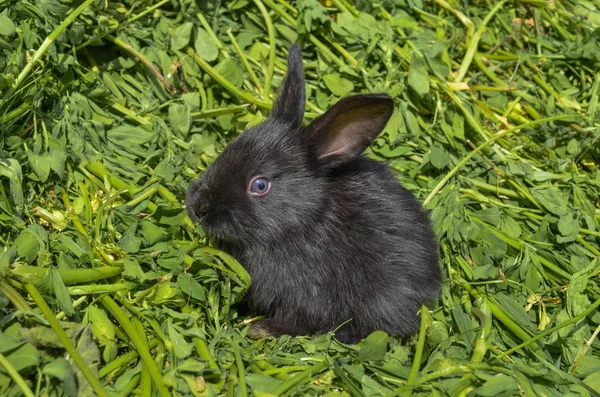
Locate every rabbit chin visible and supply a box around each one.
[200,220,239,244]
[200,211,261,245]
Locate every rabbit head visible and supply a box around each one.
[186,45,394,246]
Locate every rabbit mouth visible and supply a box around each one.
[199,211,244,243]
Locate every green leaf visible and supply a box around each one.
[472,264,497,280]
[87,304,116,344]
[3,342,40,372]
[55,235,88,258]
[49,148,67,179]
[106,126,154,147]
[407,54,429,98]
[171,22,194,50]
[205,58,244,88]
[167,322,193,359]
[103,341,118,364]
[177,273,206,302]
[358,330,388,362]
[12,229,39,263]
[49,267,74,316]
[428,143,451,169]
[43,358,77,397]
[583,371,600,394]
[28,152,52,182]
[494,293,532,329]
[119,223,142,253]
[531,187,570,216]
[451,304,475,348]
[322,73,355,96]
[452,112,465,141]
[0,332,22,354]
[0,158,24,213]
[400,103,421,136]
[566,262,593,318]
[169,102,191,137]
[73,327,101,397]
[141,220,168,246]
[500,216,522,239]
[42,358,72,381]
[228,0,250,10]
[557,210,579,243]
[122,257,144,281]
[0,15,16,36]
[474,374,519,396]
[245,373,284,393]
[194,27,219,62]
[473,207,501,227]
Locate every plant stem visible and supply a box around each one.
[271,360,330,395]
[98,338,160,378]
[226,31,263,93]
[253,0,276,99]
[186,46,272,109]
[0,279,32,311]
[25,283,109,397]
[403,306,429,397]
[232,341,248,397]
[454,1,508,82]
[423,114,578,206]
[11,0,94,92]
[106,35,175,94]
[100,296,171,397]
[11,266,123,285]
[497,297,600,360]
[0,351,35,397]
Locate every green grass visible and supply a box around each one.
[1,0,600,396]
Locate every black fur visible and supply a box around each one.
[186,45,442,344]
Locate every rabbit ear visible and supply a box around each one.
[271,45,306,127]
[307,94,394,167]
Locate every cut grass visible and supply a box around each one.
[1,0,600,396]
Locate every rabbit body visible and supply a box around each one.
[186,45,441,343]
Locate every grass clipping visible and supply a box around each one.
[1,0,600,396]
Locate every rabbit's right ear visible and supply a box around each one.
[271,45,306,127]
[307,94,394,168]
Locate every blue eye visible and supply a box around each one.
[249,176,271,196]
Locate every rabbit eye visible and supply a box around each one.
[248,176,271,197]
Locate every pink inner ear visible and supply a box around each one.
[318,104,391,160]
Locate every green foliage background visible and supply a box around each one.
[1,0,600,396]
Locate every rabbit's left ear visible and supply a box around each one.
[307,94,394,167]
[271,45,306,127]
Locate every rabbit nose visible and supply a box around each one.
[191,201,210,220]
[187,197,212,222]
[186,179,211,222]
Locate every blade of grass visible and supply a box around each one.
[9,0,94,94]
[496,296,600,360]
[98,338,160,379]
[186,46,272,110]
[253,0,276,99]
[106,35,175,94]
[11,266,123,285]
[401,306,429,397]
[271,360,330,396]
[0,351,35,397]
[0,279,32,311]
[100,295,171,397]
[423,114,578,206]
[25,283,109,397]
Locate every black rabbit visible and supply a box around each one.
[186,45,441,344]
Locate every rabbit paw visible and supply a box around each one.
[334,327,365,345]
[247,319,282,339]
